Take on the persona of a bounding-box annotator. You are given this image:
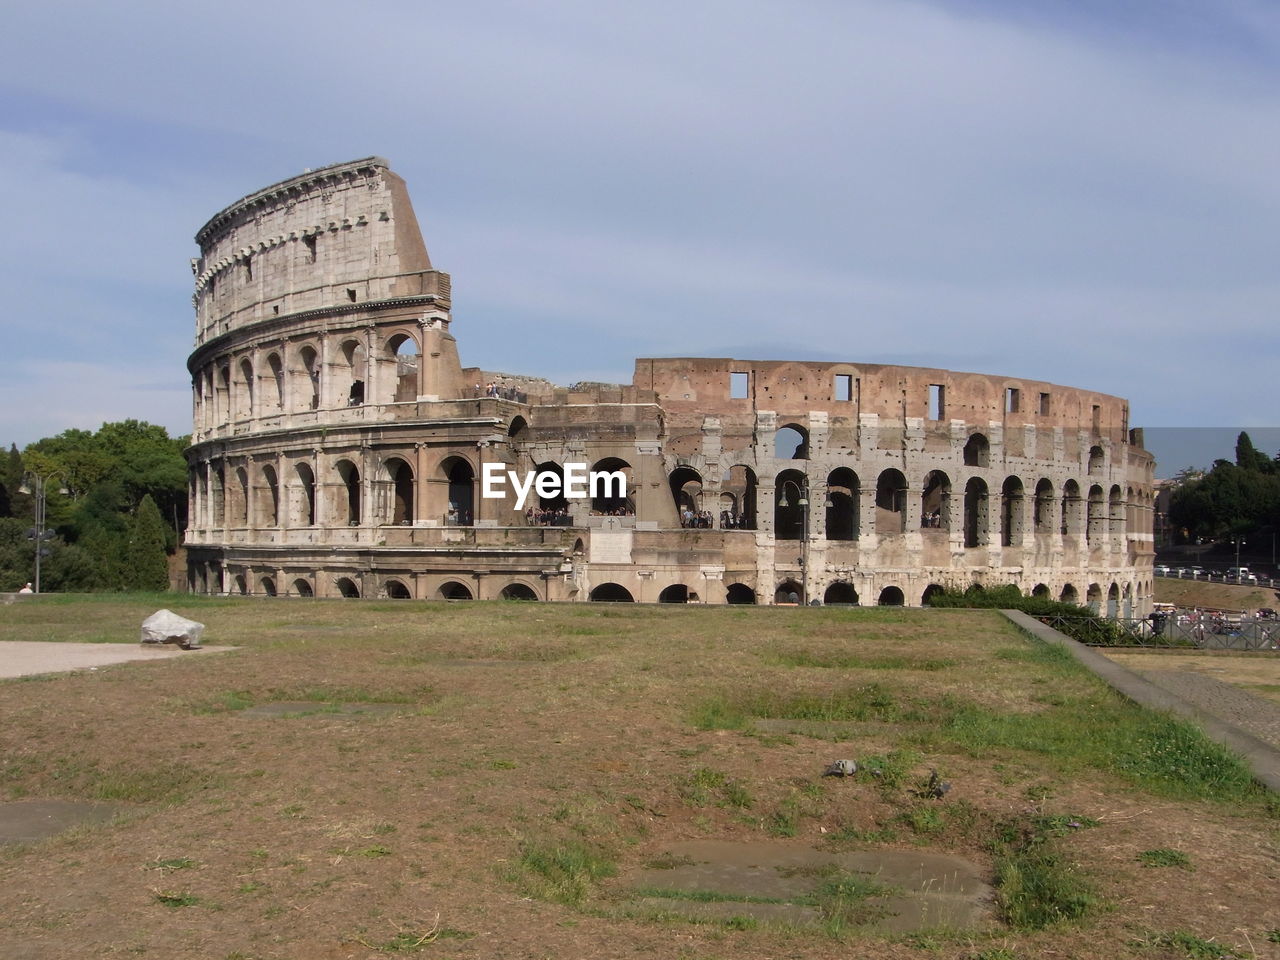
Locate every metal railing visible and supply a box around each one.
[1038,614,1280,651]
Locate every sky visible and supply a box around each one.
[1,0,1278,473]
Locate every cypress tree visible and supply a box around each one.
[126,494,170,592]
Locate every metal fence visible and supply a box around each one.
[1156,569,1279,590]
[1038,614,1280,651]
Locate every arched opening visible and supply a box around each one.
[1107,582,1120,619]
[501,582,539,601]
[1086,484,1105,543]
[299,345,320,410]
[590,458,633,515]
[1032,583,1050,599]
[963,477,989,548]
[508,416,528,440]
[1088,445,1105,475]
[825,468,858,541]
[1122,583,1133,619]
[774,579,804,604]
[1000,476,1024,546]
[921,583,945,605]
[211,465,225,527]
[237,358,254,420]
[1109,485,1125,540]
[233,574,247,595]
[261,464,280,527]
[876,469,907,534]
[388,334,419,403]
[234,467,249,526]
[921,470,951,530]
[659,584,689,603]
[265,353,284,414]
[669,468,706,527]
[386,458,414,524]
[336,460,361,525]
[774,424,809,460]
[216,364,230,422]
[1061,480,1083,537]
[824,582,859,605]
[1086,583,1102,614]
[442,457,474,526]
[963,433,990,468]
[340,339,366,406]
[438,581,474,600]
[294,462,316,526]
[292,578,313,597]
[774,468,808,541]
[528,463,569,523]
[336,577,360,598]
[726,583,756,604]
[722,466,757,529]
[590,583,634,602]
[1060,583,1078,605]
[260,577,277,596]
[385,579,412,599]
[1033,479,1055,534]
[878,586,905,607]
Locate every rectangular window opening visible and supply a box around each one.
[1092,404,1102,432]
[347,288,357,303]
[303,234,317,263]
[244,255,252,281]
[1039,392,1051,416]
[834,374,852,402]
[730,371,749,399]
[1005,387,1020,414]
[928,384,945,420]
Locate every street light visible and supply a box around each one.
[778,477,810,602]
[17,472,66,595]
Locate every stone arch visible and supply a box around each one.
[590,582,634,602]
[774,578,804,604]
[264,352,285,414]
[292,578,314,597]
[385,578,412,599]
[590,457,633,514]
[233,466,249,526]
[335,459,361,525]
[440,456,475,525]
[237,357,255,420]
[1086,484,1105,543]
[921,583,945,605]
[1061,480,1083,537]
[1109,485,1125,540]
[963,433,990,467]
[774,468,808,542]
[260,576,277,597]
[233,573,247,595]
[384,457,414,524]
[878,585,905,606]
[508,415,528,440]
[963,477,989,547]
[669,467,704,525]
[260,463,280,527]
[528,462,568,514]
[293,462,316,526]
[1107,582,1120,618]
[501,582,539,601]
[384,331,419,403]
[1000,476,1024,546]
[876,469,907,534]
[825,468,858,541]
[824,582,859,605]
[921,470,951,531]
[1086,582,1102,614]
[438,580,474,600]
[722,465,757,529]
[775,424,809,460]
[1088,445,1105,475]
[1060,583,1079,605]
[726,583,757,604]
[336,576,360,598]
[1122,582,1133,618]
[659,584,689,603]
[1033,478,1055,534]
[298,344,320,410]
[1032,583,1050,599]
[211,465,225,527]
[338,338,367,406]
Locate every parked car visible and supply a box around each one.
[1154,564,1172,576]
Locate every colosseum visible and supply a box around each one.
[184,157,1156,612]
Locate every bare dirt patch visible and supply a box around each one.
[0,598,1276,959]
[1154,577,1277,612]
[1106,649,1280,704]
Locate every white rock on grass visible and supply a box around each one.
[140,609,205,649]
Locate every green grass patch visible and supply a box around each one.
[692,682,954,729]
[677,767,752,809]
[513,837,617,906]
[765,649,956,671]
[811,870,893,936]
[1137,848,1192,869]
[1139,931,1246,958]
[992,815,1096,929]
[153,891,200,908]
[632,886,791,905]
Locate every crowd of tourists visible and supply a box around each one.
[526,507,573,526]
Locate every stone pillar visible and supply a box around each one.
[318,335,332,410]
[363,326,377,415]
[414,443,429,524]
[312,450,325,528]
[277,453,289,534]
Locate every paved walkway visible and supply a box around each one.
[1131,668,1280,752]
[0,642,234,679]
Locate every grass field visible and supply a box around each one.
[1,596,1277,959]
[1154,577,1278,612]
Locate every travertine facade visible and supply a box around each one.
[185,158,1155,612]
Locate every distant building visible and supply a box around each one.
[184,158,1155,612]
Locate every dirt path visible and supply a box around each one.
[0,642,234,679]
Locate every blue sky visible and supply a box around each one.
[1,0,1278,472]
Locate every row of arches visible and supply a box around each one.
[195,331,425,429]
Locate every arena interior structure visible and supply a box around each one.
[185,157,1155,610]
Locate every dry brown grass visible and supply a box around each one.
[1154,577,1278,612]
[0,597,1276,959]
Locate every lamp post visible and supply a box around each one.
[17,472,64,595]
[778,477,810,603]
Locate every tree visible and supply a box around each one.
[126,494,170,592]
[1235,431,1272,474]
